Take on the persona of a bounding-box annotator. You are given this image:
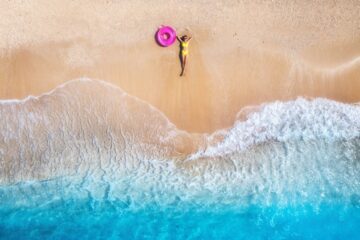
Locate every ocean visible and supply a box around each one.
[0,79,359,239]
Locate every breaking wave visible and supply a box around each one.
[0,78,359,209]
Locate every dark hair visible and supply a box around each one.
[181,35,188,41]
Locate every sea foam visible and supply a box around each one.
[0,78,359,210]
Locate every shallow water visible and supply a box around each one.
[1,197,360,240]
[0,79,360,239]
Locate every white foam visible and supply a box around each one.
[1,78,359,160]
[189,98,360,160]
[1,78,359,208]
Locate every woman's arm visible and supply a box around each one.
[177,36,182,42]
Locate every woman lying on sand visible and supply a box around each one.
[177,35,192,76]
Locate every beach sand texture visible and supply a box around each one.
[0,0,359,133]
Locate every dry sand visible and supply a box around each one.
[0,0,360,133]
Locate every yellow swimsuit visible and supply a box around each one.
[181,42,189,56]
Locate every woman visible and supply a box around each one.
[177,35,192,76]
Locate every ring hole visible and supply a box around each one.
[163,33,170,40]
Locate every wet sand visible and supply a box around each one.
[0,0,360,133]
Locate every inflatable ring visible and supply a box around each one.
[156,26,176,47]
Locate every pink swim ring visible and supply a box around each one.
[156,26,176,47]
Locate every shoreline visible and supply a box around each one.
[0,1,360,133]
[1,78,359,184]
[1,41,359,133]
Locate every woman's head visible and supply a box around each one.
[181,35,189,41]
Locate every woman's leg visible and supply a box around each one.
[180,56,187,76]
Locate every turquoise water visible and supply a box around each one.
[1,198,360,239]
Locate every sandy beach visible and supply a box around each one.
[0,0,360,133]
[1,2,360,237]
